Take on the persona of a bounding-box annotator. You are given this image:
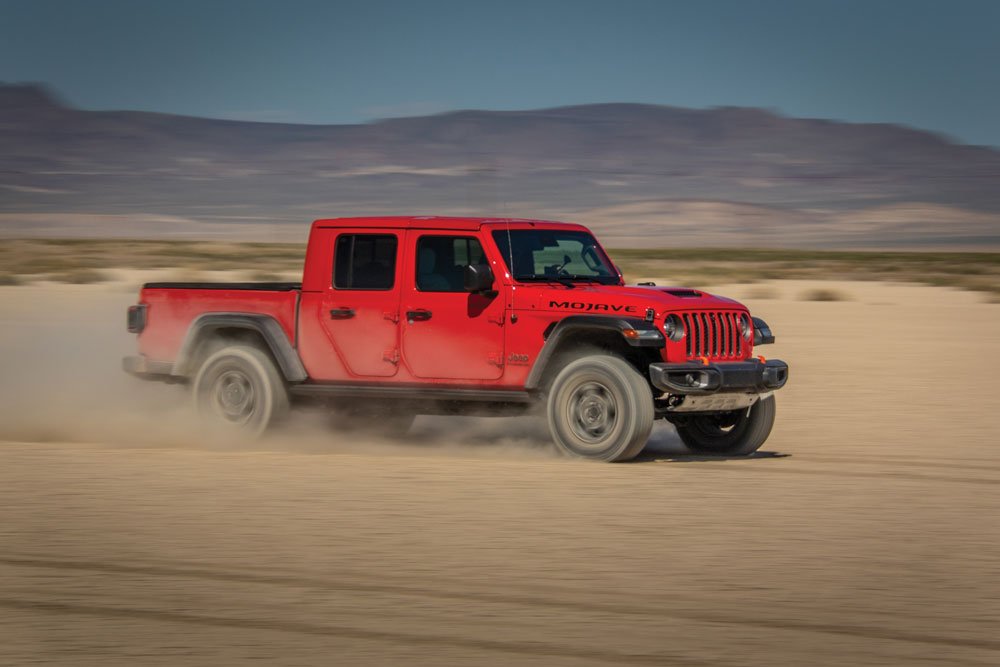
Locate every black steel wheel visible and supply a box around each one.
[546,355,653,462]
[193,344,289,438]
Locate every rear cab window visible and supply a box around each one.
[333,234,398,290]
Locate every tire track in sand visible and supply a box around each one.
[4,556,998,653]
[0,597,708,666]
[648,461,999,486]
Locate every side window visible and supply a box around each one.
[333,234,397,290]
[416,236,485,292]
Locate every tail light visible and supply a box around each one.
[127,304,147,333]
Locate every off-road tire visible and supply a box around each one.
[546,355,654,462]
[193,344,290,438]
[675,394,776,456]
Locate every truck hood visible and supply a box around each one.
[518,283,746,318]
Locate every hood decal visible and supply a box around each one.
[549,300,639,314]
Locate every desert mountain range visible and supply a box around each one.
[2,84,998,248]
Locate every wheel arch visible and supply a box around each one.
[173,313,307,382]
[524,315,663,392]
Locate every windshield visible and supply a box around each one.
[491,229,619,284]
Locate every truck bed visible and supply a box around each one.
[137,283,300,366]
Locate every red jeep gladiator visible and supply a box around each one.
[124,216,788,462]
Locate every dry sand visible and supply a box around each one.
[0,279,998,665]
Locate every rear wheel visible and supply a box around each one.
[193,344,289,438]
[675,395,776,456]
[546,355,654,462]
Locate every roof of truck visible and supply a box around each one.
[311,216,588,232]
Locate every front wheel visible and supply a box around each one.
[193,344,289,438]
[675,395,776,456]
[546,355,654,462]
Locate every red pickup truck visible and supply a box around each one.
[124,216,787,462]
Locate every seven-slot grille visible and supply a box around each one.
[681,311,745,359]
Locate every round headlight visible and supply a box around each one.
[663,314,685,341]
[739,313,752,340]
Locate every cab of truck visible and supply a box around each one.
[296,217,517,383]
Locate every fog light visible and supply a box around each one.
[683,372,708,388]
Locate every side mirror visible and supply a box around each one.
[464,263,495,293]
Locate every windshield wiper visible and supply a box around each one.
[515,274,610,287]
[561,275,609,284]
[516,275,575,287]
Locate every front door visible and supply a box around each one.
[400,231,506,381]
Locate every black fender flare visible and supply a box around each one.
[752,316,775,345]
[524,315,664,390]
[173,313,308,382]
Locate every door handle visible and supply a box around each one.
[406,309,432,323]
[329,307,355,320]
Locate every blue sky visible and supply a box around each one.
[2,0,999,146]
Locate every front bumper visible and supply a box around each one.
[649,359,788,395]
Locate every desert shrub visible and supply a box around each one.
[743,285,778,300]
[0,272,22,286]
[801,287,848,302]
[55,269,107,284]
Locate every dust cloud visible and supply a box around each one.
[0,283,575,459]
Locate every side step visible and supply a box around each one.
[290,383,534,404]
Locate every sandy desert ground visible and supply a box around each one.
[0,279,998,665]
